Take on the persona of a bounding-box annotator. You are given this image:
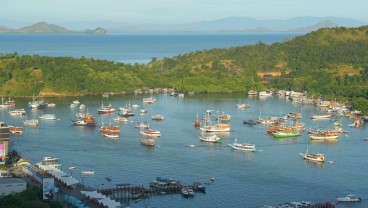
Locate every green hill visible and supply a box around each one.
[0,26,368,101]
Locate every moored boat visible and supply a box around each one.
[9,109,26,116]
[39,114,57,120]
[103,131,119,139]
[98,103,115,114]
[336,194,361,202]
[236,103,250,109]
[299,147,325,162]
[228,137,256,151]
[42,156,59,163]
[273,131,300,138]
[23,119,39,126]
[309,133,338,140]
[199,134,222,143]
[143,97,156,104]
[141,138,155,146]
[0,97,15,108]
[152,114,164,121]
[72,113,97,126]
[100,125,120,133]
[81,170,95,176]
[200,123,230,132]
[9,126,24,135]
[311,114,331,119]
[140,129,161,137]
[247,90,257,96]
[135,122,150,129]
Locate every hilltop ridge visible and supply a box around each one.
[0,21,107,34]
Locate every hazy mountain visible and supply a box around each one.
[106,16,367,33]
[0,21,107,34]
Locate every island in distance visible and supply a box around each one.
[0,21,107,34]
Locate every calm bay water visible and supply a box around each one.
[0,33,301,64]
[2,94,368,208]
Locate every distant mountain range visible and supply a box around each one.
[0,16,366,34]
[0,21,107,34]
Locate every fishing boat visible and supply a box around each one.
[336,194,361,202]
[81,171,95,176]
[273,131,300,138]
[228,137,256,151]
[72,113,97,126]
[9,109,26,116]
[299,147,325,162]
[23,119,39,126]
[199,134,222,143]
[140,129,161,137]
[141,138,155,146]
[39,114,57,120]
[9,126,24,135]
[152,114,164,121]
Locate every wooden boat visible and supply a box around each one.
[141,138,155,146]
[199,134,222,143]
[200,123,230,132]
[273,131,300,138]
[72,113,97,126]
[100,125,120,133]
[228,138,256,151]
[336,194,361,202]
[9,126,24,135]
[299,147,324,162]
[140,129,161,137]
[309,133,338,140]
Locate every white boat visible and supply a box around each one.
[236,103,249,109]
[248,90,257,96]
[311,114,331,119]
[70,103,78,108]
[141,138,155,146]
[259,91,273,96]
[81,170,95,176]
[0,97,15,108]
[72,100,80,104]
[113,116,128,122]
[299,147,324,162]
[103,132,119,139]
[336,194,361,202]
[199,134,222,143]
[47,103,56,107]
[143,97,156,104]
[39,114,56,120]
[23,119,39,126]
[135,122,150,129]
[140,129,161,137]
[79,104,86,109]
[9,109,26,116]
[42,156,59,163]
[98,103,115,114]
[228,138,256,151]
[132,104,140,108]
[151,114,164,121]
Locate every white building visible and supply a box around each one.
[0,177,27,195]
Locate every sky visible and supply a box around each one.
[2,0,368,26]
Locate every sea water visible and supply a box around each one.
[2,94,368,208]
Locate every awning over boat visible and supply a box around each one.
[81,191,122,208]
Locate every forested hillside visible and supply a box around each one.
[0,26,368,99]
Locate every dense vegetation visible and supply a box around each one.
[0,186,63,208]
[1,26,368,111]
